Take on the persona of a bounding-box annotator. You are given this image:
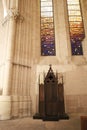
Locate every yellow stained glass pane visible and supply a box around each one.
[69,16,82,21]
[69,22,83,28]
[41,7,52,12]
[41,1,52,6]
[41,12,53,17]
[41,0,52,1]
[67,0,79,2]
[68,11,81,15]
[67,0,79,5]
[41,17,53,23]
[41,23,53,29]
[68,5,80,10]
[70,28,84,34]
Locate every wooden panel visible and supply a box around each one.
[58,83,64,101]
[58,83,65,114]
[39,84,44,115]
[45,80,58,116]
[39,101,44,115]
[81,116,87,130]
[39,84,44,101]
[45,102,58,116]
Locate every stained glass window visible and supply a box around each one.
[40,0,56,56]
[67,0,85,55]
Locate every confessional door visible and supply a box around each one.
[45,78,58,116]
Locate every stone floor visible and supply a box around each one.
[0,114,81,130]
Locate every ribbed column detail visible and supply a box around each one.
[11,0,32,118]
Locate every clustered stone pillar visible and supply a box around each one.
[0,0,23,120]
[2,9,19,95]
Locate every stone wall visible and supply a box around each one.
[0,0,87,120]
[65,66,87,113]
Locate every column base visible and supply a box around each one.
[11,96,32,118]
[0,96,11,120]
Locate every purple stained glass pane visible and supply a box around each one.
[41,42,55,56]
[71,40,83,55]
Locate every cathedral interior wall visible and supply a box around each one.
[0,0,87,120]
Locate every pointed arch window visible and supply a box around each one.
[67,0,85,55]
[40,0,56,56]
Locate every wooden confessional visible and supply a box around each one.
[33,65,69,121]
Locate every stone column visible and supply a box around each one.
[2,9,20,95]
[0,1,23,120]
[1,9,18,120]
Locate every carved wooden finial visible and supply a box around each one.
[49,64,52,68]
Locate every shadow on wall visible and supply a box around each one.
[0,89,2,95]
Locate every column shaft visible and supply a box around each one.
[3,19,16,95]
